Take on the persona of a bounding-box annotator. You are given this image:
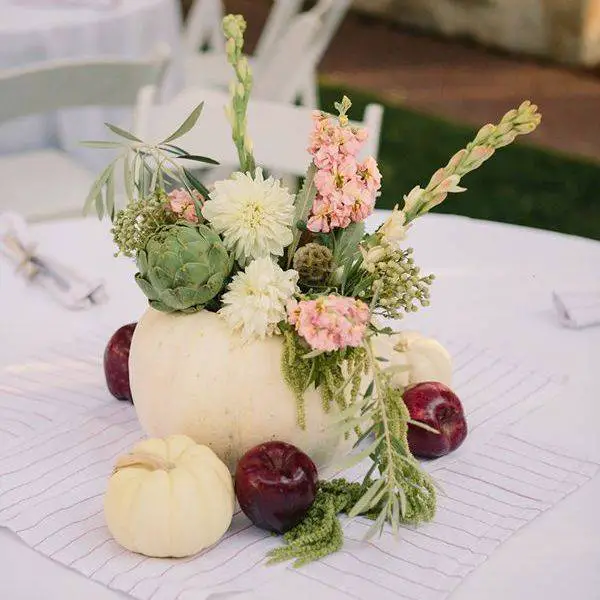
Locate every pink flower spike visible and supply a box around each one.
[306,104,374,232]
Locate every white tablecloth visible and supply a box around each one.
[1,212,599,599]
[0,0,183,171]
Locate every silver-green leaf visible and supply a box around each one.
[80,140,124,149]
[123,152,134,203]
[160,102,204,144]
[348,477,385,518]
[83,160,116,217]
[333,222,365,266]
[363,507,387,541]
[106,171,116,221]
[333,436,383,472]
[286,162,317,267]
[104,122,142,143]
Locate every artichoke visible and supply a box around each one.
[135,222,233,313]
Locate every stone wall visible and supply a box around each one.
[353,0,600,66]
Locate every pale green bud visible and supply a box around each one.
[238,56,249,79]
[473,123,496,145]
[225,37,236,59]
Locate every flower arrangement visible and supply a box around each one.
[91,15,541,566]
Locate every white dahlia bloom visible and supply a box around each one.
[219,257,298,342]
[203,168,295,266]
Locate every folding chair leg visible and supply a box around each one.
[300,73,319,109]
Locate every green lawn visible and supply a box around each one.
[320,86,600,240]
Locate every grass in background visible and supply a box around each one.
[320,86,600,240]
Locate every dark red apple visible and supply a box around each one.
[403,382,467,459]
[235,441,318,534]
[103,323,136,402]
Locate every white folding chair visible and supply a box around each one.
[144,87,383,182]
[183,0,225,54]
[183,0,350,107]
[252,0,304,61]
[0,48,169,222]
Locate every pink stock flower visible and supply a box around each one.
[313,145,341,171]
[308,112,367,160]
[307,191,355,233]
[314,155,358,196]
[358,156,382,193]
[339,126,368,155]
[287,295,370,352]
[306,111,380,233]
[344,181,376,223]
[314,168,338,198]
[167,188,203,223]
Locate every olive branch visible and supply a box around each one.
[81,104,219,221]
[333,334,437,539]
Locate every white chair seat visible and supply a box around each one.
[0,150,96,222]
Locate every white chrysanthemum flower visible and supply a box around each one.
[203,168,295,266]
[219,257,299,342]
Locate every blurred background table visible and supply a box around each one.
[0,0,183,170]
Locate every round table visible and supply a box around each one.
[0,0,183,170]
[1,212,599,599]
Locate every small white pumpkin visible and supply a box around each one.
[104,435,234,558]
[129,308,355,473]
[372,331,452,389]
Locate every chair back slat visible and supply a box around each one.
[0,47,169,126]
[253,0,304,61]
[253,0,350,103]
[183,0,225,53]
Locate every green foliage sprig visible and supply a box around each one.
[82,105,218,222]
[340,337,437,538]
[267,479,368,567]
[281,326,368,429]
[222,15,256,174]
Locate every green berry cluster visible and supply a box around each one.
[111,191,175,258]
[369,247,434,318]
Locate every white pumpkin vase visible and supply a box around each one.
[372,330,453,389]
[130,310,453,473]
[129,308,356,473]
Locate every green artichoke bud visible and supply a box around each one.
[293,242,333,286]
[135,222,233,313]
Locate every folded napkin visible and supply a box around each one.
[552,289,600,329]
[0,212,107,310]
